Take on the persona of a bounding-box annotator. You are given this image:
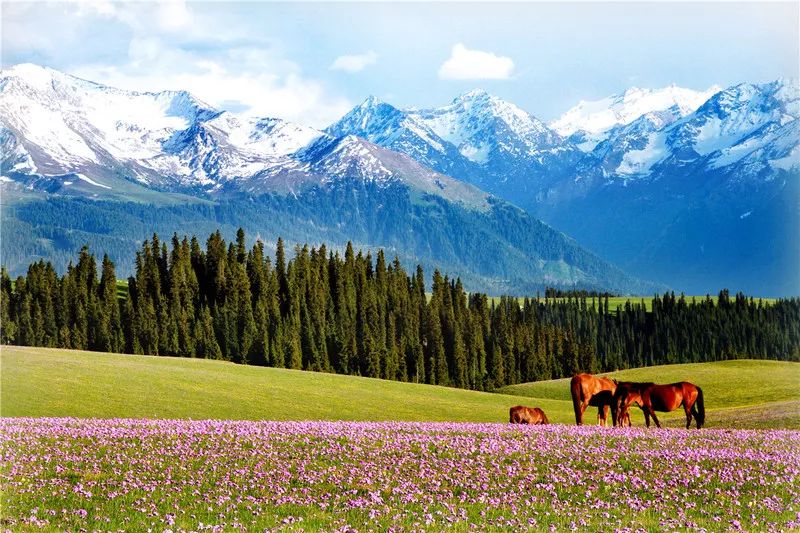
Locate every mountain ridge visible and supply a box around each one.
[326,79,800,296]
[0,63,658,295]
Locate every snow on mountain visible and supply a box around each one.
[326,97,451,161]
[551,84,721,151]
[3,64,796,204]
[584,107,682,177]
[574,80,800,179]
[0,63,323,190]
[328,90,566,170]
[411,89,563,163]
[300,134,395,182]
[667,80,799,169]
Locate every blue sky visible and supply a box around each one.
[2,1,798,127]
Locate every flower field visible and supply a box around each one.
[2,419,799,532]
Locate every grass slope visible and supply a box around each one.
[0,346,560,423]
[498,360,800,429]
[3,347,797,428]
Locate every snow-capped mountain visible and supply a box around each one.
[325,96,477,182]
[329,90,564,165]
[551,84,721,151]
[568,79,799,182]
[2,63,656,295]
[664,80,799,172]
[1,63,797,295]
[0,64,489,206]
[0,63,322,192]
[327,90,582,195]
[325,80,798,295]
[538,80,799,296]
[412,89,564,163]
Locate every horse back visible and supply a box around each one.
[574,373,616,397]
[646,383,684,412]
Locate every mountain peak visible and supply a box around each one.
[357,95,383,109]
[551,84,721,137]
[1,63,83,91]
[455,88,492,102]
[325,95,404,140]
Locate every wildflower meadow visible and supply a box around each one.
[2,418,799,531]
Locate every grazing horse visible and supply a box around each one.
[509,405,549,425]
[570,373,617,426]
[612,381,654,427]
[617,382,705,429]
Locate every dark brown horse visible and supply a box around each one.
[509,405,549,425]
[616,381,705,429]
[612,381,653,427]
[570,373,617,426]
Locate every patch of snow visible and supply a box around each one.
[75,173,111,189]
[616,132,667,175]
[740,211,752,219]
[769,145,800,170]
[0,175,12,182]
[693,117,731,155]
[459,143,491,163]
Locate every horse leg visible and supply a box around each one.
[691,404,700,429]
[598,405,609,426]
[684,403,693,430]
[648,408,661,428]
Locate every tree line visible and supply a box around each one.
[2,229,798,390]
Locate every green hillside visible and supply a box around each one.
[499,360,800,428]
[0,346,562,422]
[2,346,797,428]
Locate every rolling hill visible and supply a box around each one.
[2,346,797,428]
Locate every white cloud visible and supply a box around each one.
[72,52,353,129]
[438,43,515,80]
[330,51,378,73]
[157,0,192,32]
[2,2,352,128]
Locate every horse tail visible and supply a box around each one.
[695,386,705,428]
[540,409,549,425]
[570,376,583,425]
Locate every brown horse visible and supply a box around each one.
[509,405,549,425]
[612,381,653,427]
[617,382,705,429]
[570,373,617,426]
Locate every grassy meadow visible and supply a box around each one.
[0,345,562,422]
[2,346,799,531]
[2,345,798,428]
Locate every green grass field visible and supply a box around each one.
[2,346,798,428]
[0,345,562,422]
[499,360,800,428]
